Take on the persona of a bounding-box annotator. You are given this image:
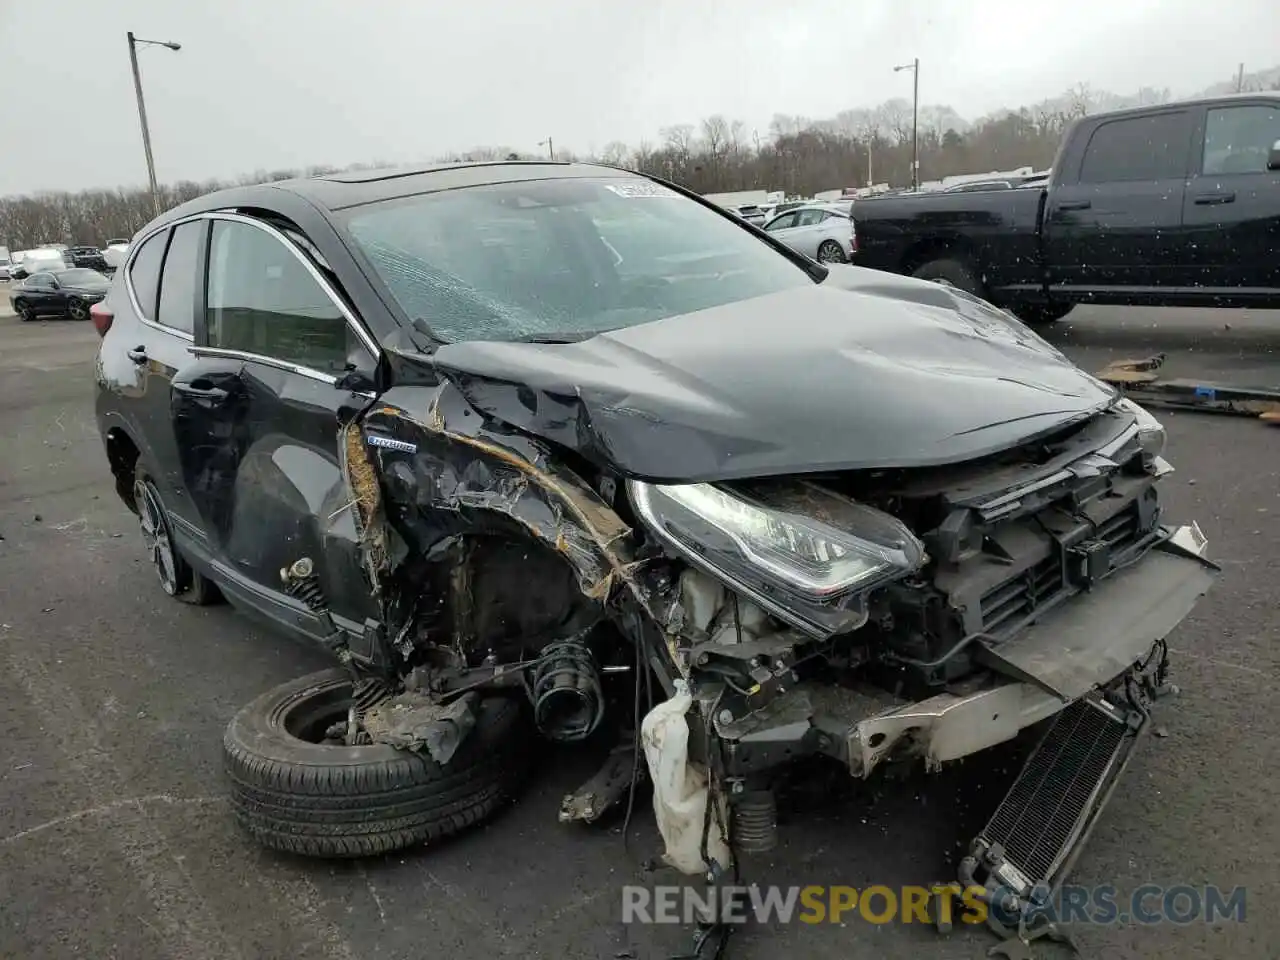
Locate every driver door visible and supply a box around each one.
[171,214,383,642]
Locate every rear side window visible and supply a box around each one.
[127,231,167,320]
[156,221,204,335]
[1079,112,1190,183]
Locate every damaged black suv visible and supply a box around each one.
[94,163,1214,917]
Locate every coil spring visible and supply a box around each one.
[285,575,327,612]
[530,636,604,743]
[731,789,778,855]
[281,558,328,613]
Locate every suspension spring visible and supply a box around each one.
[530,635,605,743]
[731,789,778,855]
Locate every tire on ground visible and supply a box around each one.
[223,668,534,858]
[910,258,983,297]
[1010,303,1075,325]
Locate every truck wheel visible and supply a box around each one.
[1011,303,1074,326]
[222,669,535,858]
[911,258,983,297]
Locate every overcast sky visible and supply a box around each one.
[1,0,1276,196]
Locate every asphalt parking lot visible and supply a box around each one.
[2,292,1279,960]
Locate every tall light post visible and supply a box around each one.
[894,58,920,191]
[538,137,555,160]
[127,32,182,217]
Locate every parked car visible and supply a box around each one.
[761,203,856,262]
[735,203,767,226]
[0,259,10,281]
[852,93,1280,324]
[9,267,110,321]
[8,248,69,280]
[102,238,131,273]
[67,244,109,271]
[93,162,1212,931]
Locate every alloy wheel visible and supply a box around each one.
[817,241,844,264]
[68,299,88,320]
[136,478,179,595]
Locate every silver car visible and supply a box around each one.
[760,205,856,263]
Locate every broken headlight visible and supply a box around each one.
[629,479,926,638]
[1116,397,1166,459]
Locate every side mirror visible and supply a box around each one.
[336,365,376,394]
[1268,139,1280,172]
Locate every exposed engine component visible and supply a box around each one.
[730,788,778,854]
[530,632,605,742]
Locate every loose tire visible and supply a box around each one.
[911,258,983,297]
[1010,303,1074,326]
[817,240,845,264]
[134,468,221,605]
[223,669,534,858]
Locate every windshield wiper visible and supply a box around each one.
[512,330,603,344]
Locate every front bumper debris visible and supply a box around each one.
[713,525,1216,780]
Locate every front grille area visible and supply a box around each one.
[977,500,1148,636]
[980,698,1129,887]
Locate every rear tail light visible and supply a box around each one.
[850,229,858,255]
[90,301,114,337]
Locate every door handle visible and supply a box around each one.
[126,346,148,364]
[1056,200,1092,211]
[1193,191,1236,205]
[173,381,230,403]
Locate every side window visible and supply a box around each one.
[795,209,825,227]
[765,213,797,232]
[27,273,51,289]
[1203,105,1280,175]
[155,221,204,335]
[1079,112,1190,183]
[206,220,370,375]
[128,231,167,320]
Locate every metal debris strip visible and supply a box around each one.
[1096,354,1280,424]
[361,691,479,764]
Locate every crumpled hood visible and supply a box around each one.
[427,267,1118,483]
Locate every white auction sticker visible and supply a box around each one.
[604,182,676,198]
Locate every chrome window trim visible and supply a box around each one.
[188,346,377,399]
[122,215,203,343]
[204,211,383,361]
[121,210,383,361]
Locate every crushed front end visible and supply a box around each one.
[624,397,1216,892]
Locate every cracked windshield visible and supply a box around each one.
[1,3,1277,960]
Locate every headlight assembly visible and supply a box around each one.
[1115,397,1167,459]
[629,478,926,638]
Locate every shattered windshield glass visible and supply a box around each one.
[343,177,815,343]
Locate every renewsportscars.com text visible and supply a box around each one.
[621,883,1247,926]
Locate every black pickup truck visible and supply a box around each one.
[852,93,1280,323]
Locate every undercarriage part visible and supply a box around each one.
[960,688,1149,943]
[559,743,643,823]
[729,788,778,855]
[361,691,480,764]
[531,633,605,742]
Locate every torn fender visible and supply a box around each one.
[355,382,647,611]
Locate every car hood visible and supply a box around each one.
[426,267,1118,483]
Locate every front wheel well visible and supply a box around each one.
[105,428,141,513]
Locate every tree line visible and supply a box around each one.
[4,73,1278,252]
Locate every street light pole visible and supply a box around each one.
[127,32,182,217]
[894,58,920,190]
[539,137,555,160]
